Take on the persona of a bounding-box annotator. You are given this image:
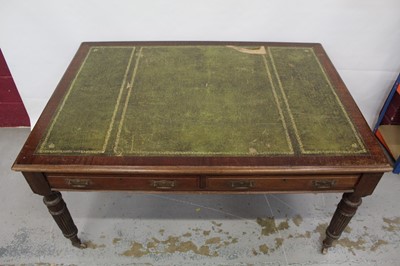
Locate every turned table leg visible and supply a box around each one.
[43,191,86,248]
[322,192,362,254]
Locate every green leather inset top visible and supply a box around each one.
[37,45,366,156]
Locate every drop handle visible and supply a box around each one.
[230,180,254,189]
[67,179,90,188]
[312,180,336,189]
[152,180,176,189]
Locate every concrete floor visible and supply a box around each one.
[1,127,400,265]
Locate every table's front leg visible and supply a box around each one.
[322,173,383,254]
[322,192,361,254]
[23,172,85,248]
[43,191,86,248]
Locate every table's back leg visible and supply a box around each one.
[322,173,383,254]
[43,191,86,248]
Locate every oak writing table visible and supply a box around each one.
[12,42,391,253]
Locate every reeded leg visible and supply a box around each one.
[43,192,86,248]
[322,192,362,254]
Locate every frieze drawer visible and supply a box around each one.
[46,174,200,191]
[205,175,360,192]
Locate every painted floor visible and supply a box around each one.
[1,127,400,265]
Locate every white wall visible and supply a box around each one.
[1,0,400,127]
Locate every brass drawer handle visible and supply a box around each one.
[152,180,176,189]
[231,180,254,189]
[312,180,336,189]
[67,179,90,188]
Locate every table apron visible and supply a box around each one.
[45,173,360,193]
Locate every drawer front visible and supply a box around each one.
[46,174,200,191]
[205,175,360,192]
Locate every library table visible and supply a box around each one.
[12,42,391,253]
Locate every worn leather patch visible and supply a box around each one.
[37,45,366,156]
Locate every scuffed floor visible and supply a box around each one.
[1,128,400,265]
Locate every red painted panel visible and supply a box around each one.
[0,49,30,127]
[0,50,11,77]
[0,103,30,127]
[0,77,20,102]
